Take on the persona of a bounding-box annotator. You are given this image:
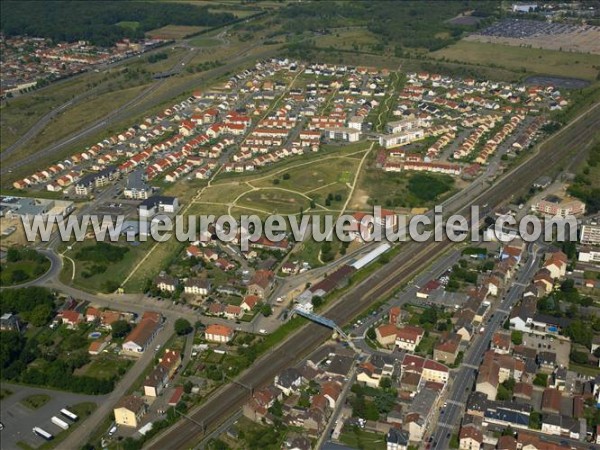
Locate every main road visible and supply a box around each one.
[146,102,600,449]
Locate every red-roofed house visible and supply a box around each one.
[58,310,83,329]
[205,324,234,343]
[375,324,398,347]
[241,295,259,311]
[395,325,424,351]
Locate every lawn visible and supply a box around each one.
[188,36,222,48]
[21,394,51,410]
[66,239,148,293]
[146,25,209,40]
[80,354,132,380]
[237,189,310,215]
[339,428,387,450]
[121,239,186,293]
[313,28,379,52]
[431,40,600,81]
[116,21,140,30]
[350,162,455,211]
[0,256,50,286]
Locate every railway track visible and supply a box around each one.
[146,103,600,450]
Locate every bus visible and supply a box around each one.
[32,427,53,441]
[60,408,78,422]
[51,416,70,430]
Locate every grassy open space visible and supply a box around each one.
[1,81,150,173]
[237,189,310,215]
[79,354,133,380]
[116,21,140,30]
[188,36,222,48]
[121,239,185,293]
[0,249,50,286]
[339,428,387,450]
[20,393,51,410]
[313,28,379,52]
[430,40,600,80]
[65,240,147,293]
[146,24,209,40]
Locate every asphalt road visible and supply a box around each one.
[146,102,600,449]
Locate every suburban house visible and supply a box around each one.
[184,278,210,295]
[57,310,83,329]
[375,324,399,347]
[459,424,483,450]
[155,275,179,292]
[143,365,169,397]
[122,311,162,355]
[274,367,303,396]
[241,295,259,311]
[204,324,234,343]
[159,349,182,378]
[433,333,461,364]
[386,427,409,450]
[395,325,424,352]
[114,395,147,428]
[247,270,274,298]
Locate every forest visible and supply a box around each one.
[279,0,500,52]
[1,1,237,46]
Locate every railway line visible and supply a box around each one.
[146,101,599,450]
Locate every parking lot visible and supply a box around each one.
[0,384,104,449]
[520,332,571,367]
[469,19,600,54]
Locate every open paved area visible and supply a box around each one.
[0,383,105,449]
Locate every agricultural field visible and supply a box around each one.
[430,40,600,81]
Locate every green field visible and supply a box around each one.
[116,21,140,30]
[0,258,50,286]
[339,428,386,450]
[65,240,147,293]
[188,36,222,48]
[80,354,132,380]
[431,40,600,80]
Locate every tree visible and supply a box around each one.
[529,411,542,429]
[570,350,589,365]
[312,296,324,308]
[260,304,272,317]
[533,373,548,387]
[511,330,523,345]
[111,320,132,338]
[174,318,193,336]
[28,303,54,327]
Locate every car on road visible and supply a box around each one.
[259,329,267,335]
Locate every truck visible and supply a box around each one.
[32,427,53,441]
[51,416,70,430]
[60,408,78,422]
